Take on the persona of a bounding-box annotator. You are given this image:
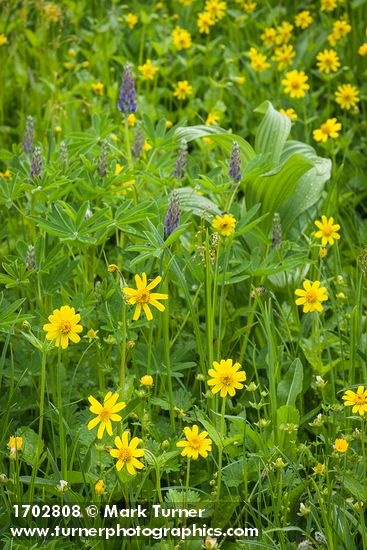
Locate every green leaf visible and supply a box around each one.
[277,359,304,407]
[254,101,291,164]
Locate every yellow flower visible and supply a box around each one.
[328,19,351,45]
[282,70,309,98]
[335,84,360,110]
[235,75,246,84]
[261,27,277,46]
[43,305,83,349]
[140,375,153,386]
[313,463,326,474]
[321,0,337,10]
[108,263,119,272]
[294,280,328,313]
[176,425,212,460]
[207,359,246,398]
[110,432,145,474]
[205,0,227,22]
[0,169,12,179]
[127,113,136,127]
[334,438,348,453]
[64,62,74,71]
[273,44,295,70]
[166,120,173,128]
[243,2,257,14]
[95,479,104,495]
[143,141,152,152]
[0,34,8,46]
[294,10,313,29]
[87,391,126,439]
[275,21,294,44]
[205,112,220,126]
[126,13,138,29]
[8,436,23,458]
[342,386,367,416]
[319,247,328,258]
[123,273,168,321]
[44,2,62,22]
[197,11,214,34]
[249,47,270,72]
[358,43,367,56]
[313,118,342,142]
[91,82,104,96]
[279,108,297,120]
[138,59,159,80]
[316,49,340,74]
[179,0,193,4]
[86,328,99,341]
[68,48,76,57]
[54,126,62,134]
[172,26,192,50]
[314,215,340,245]
[212,213,236,236]
[173,80,193,100]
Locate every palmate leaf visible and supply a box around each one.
[0,293,29,328]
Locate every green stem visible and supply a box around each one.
[163,259,175,432]
[119,298,127,400]
[57,348,66,479]
[216,396,226,502]
[185,458,191,509]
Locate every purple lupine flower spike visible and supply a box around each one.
[229,141,242,182]
[118,64,137,114]
[22,115,35,153]
[132,126,145,158]
[173,139,188,179]
[164,190,181,238]
[30,146,42,179]
[97,139,109,176]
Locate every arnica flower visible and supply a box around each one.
[316,49,340,74]
[176,425,212,459]
[294,280,328,313]
[172,26,192,50]
[243,2,257,14]
[138,59,159,80]
[91,82,104,95]
[173,80,192,101]
[8,436,23,459]
[321,0,336,11]
[342,386,367,416]
[279,108,297,120]
[335,84,360,110]
[140,375,153,386]
[205,112,220,126]
[229,141,242,182]
[164,190,181,238]
[261,27,277,46]
[275,21,294,45]
[282,70,309,98]
[313,463,326,474]
[205,0,227,22]
[294,10,313,29]
[197,12,214,34]
[87,391,126,439]
[22,115,35,153]
[358,43,367,56]
[314,215,340,245]
[173,139,188,179]
[95,479,104,495]
[123,273,168,321]
[126,13,138,29]
[334,438,348,453]
[118,64,137,114]
[207,359,246,398]
[313,118,341,143]
[43,305,83,349]
[212,213,236,237]
[272,44,295,70]
[0,34,8,46]
[248,48,270,72]
[110,432,144,474]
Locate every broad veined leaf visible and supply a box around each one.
[254,100,291,165]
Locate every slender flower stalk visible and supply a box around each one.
[228,141,242,182]
[97,139,109,177]
[118,64,137,114]
[173,140,188,179]
[164,191,180,238]
[22,115,35,153]
[30,146,42,179]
